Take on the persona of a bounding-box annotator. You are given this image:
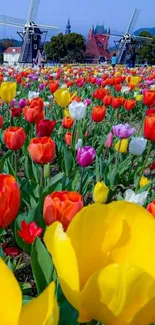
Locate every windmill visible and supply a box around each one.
[0,0,59,64]
[104,9,152,64]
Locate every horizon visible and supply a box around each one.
[0,0,155,45]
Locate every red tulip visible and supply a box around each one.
[103,95,112,107]
[124,99,136,111]
[30,97,44,111]
[10,107,22,118]
[92,105,106,122]
[43,191,83,230]
[144,115,155,142]
[150,161,155,170]
[36,119,56,137]
[4,126,26,150]
[18,221,43,244]
[93,88,107,100]
[147,201,155,218]
[28,137,56,164]
[111,97,123,109]
[143,91,155,106]
[50,82,59,93]
[0,174,20,228]
[0,115,3,128]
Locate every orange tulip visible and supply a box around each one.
[92,105,106,122]
[62,117,74,129]
[64,132,72,146]
[0,174,20,228]
[28,137,56,164]
[24,106,44,124]
[144,115,155,142]
[43,191,83,230]
[147,201,155,217]
[4,126,26,150]
[49,82,59,93]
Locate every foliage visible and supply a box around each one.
[138,31,155,64]
[45,32,86,63]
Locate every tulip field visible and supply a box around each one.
[0,64,155,324]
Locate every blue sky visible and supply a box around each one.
[0,0,155,40]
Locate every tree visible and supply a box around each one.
[45,32,86,63]
[138,31,155,65]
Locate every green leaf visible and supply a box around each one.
[58,285,79,325]
[31,237,54,294]
[22,295,32,305]
[0,150,12,173]
[63,145,74,177]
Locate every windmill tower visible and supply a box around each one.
[0,0,59,63]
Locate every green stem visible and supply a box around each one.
[14,151,18,180]
[116,139,122,168]
[79,167,85,193]
[135,141,152,191]
[137,115,145,136]
[40,165,44,192]
[128,155,135,179]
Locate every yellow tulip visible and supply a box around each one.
[93,181,109,204]
[115,139,128,153]
[126,76,141,86]
[140,176,151,188]
[54,88,77,108]
[0,258,59,324]
[44,202,155,325]
[64,108,71,117]
[136,94,143,102]
[0,82,16,103]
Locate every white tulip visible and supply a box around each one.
[129,137,147,155]
[69,101,87,121]
[75,139,83,150]
[124,189,148,206]
[28,91,39,101]
[121,86,130,94]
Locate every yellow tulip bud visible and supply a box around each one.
[115,139,128,153]
[0,82,16,103]
[136,94,143,102]
[140,176,151,188]
[93,181,109,204]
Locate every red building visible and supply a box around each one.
[85,25,111,63]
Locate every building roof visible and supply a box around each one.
[94,25,107,35]
[85,35,110,60]
[4,47,22,54]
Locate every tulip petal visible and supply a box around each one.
[79,264,155,325]
[0,258,22,325]
[19,282,59,325]
[44,222,80,309]
[67,203,124,289]
[107,202,155,279]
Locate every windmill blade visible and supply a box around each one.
[37,23,59,31]
[0,14,26,26]
[102,33,123,39]
[27,0,40,22]
[126,9,140,35]
[134,35,153,44]
[0,21,24,28]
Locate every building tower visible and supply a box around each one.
[65,18,71,35]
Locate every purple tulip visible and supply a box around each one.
[96,78,102,86]
[84,98,91,106]
[11,99,16,107]
[112,123,136,139]
[105,132,113,148]
[18,98,26,109]
[77,146,96,167]
[26,82,30,88]
[39,83,44,91]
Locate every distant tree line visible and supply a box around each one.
[45,33,86,63]
[138,31,155,65]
